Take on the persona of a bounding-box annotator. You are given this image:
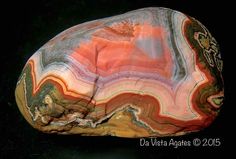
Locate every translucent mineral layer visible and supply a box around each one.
[15,7,224,137]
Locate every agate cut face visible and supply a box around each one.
[15,7,223,137]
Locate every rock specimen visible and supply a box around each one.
[15,7,224,137]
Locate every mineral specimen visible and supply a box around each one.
[15,7,224,137]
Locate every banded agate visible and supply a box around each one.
[15,7,224,137]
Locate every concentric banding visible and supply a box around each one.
[15,7,223,137]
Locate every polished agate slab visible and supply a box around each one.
[15,7,224,137]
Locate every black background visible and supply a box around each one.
[0,0,233,158]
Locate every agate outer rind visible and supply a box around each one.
[15,7,224,137]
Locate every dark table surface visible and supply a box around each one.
[1,0,233,158]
